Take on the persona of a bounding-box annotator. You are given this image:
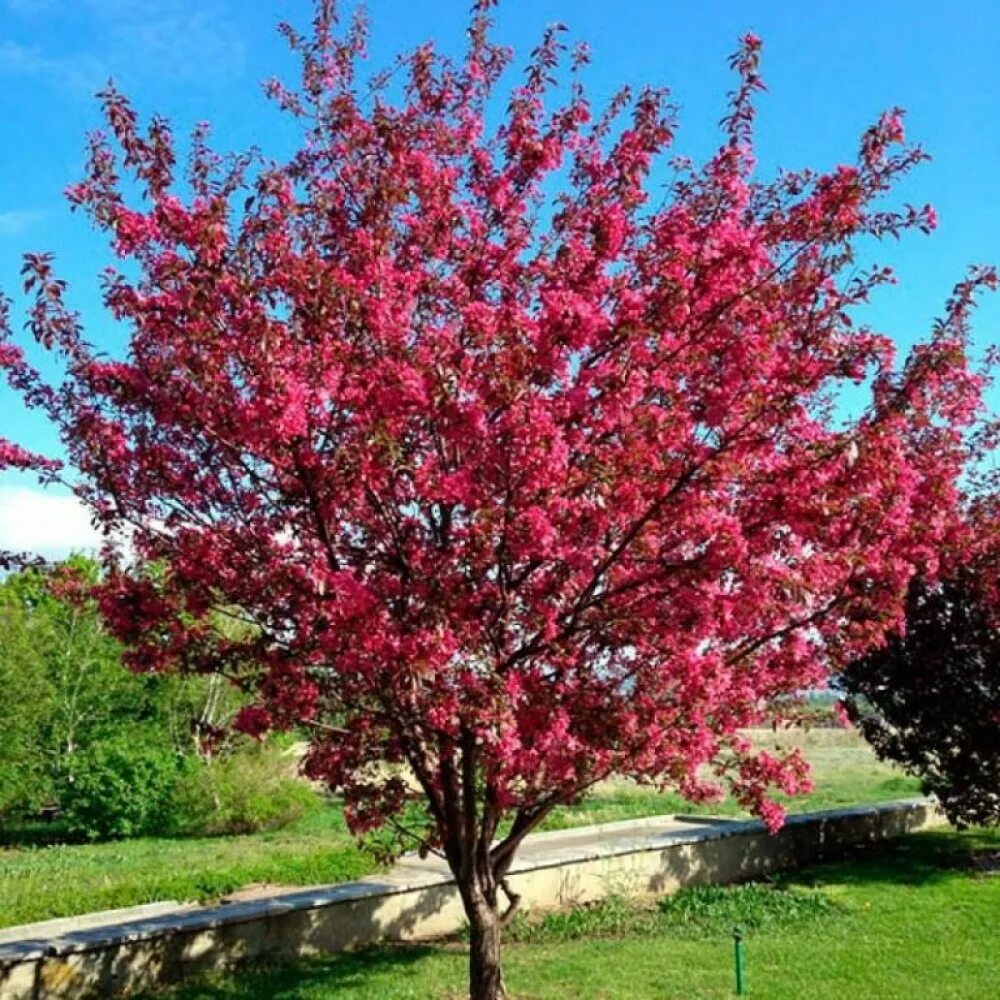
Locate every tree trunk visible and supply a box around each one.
[468,899,505,1000]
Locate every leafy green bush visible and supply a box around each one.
[60,734,186,840]
[167,740,320,837]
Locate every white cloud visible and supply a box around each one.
[0,1,244,93]
[95,0,247,83]
[0,40,107,92]
[0,485,103,561]
[0,209,48,236]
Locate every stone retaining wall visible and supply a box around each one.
[0,798,944,999]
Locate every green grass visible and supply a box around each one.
[144,828,1000,999]
[0,728,920,929]
[539,727,921,831]
[0,807,375,928]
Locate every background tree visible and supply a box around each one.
[1,3,995,996]
[0,581,53,818]
[0,558,311,840]
[842,498,999,827]
[0,558,176,826]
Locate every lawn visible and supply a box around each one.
[0,806,372,929]
[0,728,919,929]
[541,726,920,830]
[145,828,1000,999]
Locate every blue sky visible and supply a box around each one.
[0,0,997,555]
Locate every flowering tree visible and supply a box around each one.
[2,3,995,996]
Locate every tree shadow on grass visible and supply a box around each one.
[792,828,1000,891]
[146,943,441,999]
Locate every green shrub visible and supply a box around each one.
[60,734,186,841]
[167,740,320,837]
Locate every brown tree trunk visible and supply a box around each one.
[468,899,505,1000]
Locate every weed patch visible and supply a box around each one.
[655,881,844,936]
[503,880,844,945]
